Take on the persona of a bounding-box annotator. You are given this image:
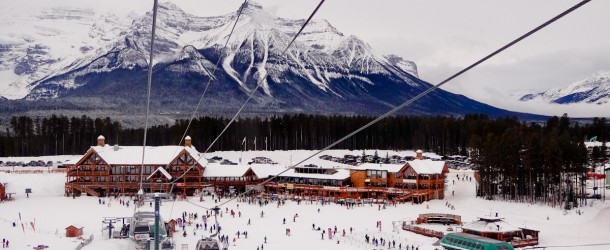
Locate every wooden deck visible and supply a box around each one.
[402,223,445,238]
[417,213,462,225]
[511,238,539,248]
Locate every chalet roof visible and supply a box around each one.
[90,145,204,166]
[66,224,83,229]
[462,217,521,233]
[149,167,172,180]
[203,164,253,178]
[351,163,405,173]
[407,160,446,175]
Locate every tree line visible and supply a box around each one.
[0,114,607,158]
[1,113,607,209]
[470,115,607,209]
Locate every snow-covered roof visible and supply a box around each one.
[248,164,285,178]
[66,224,83,229]
[279,168,351,180]
[97,135,105,140]
[203,164,253,178]
[247,164,350,180]
[462,217,521,233]
[407,160,446,174]
[351,163,405,173]
[88,145,204,166]
[64,157,81,165]
[148,167,172,180]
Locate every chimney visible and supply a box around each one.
[185,136,192,147]
[415,150,423,160]
[97,135,106,147]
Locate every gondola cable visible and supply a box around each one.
[167,0,249,220]
[215,0,592,209]
[164,0,327,195]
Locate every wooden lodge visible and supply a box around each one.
[65,224,84,237]
[350,150,448,201]
[65,136,206,197]
[462,216,540,248]
[402,153,449,200]
[65,136,448,203]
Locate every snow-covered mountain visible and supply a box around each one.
[0,1,537,123]
[520,71,610,105]
[2,1,417,100]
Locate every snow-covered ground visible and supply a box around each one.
[1,150,609,250]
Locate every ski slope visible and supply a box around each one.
[1,150,609,250]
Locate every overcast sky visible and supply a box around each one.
[11,0,610,117]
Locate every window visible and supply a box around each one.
[143,166,153,175]
[366,170,387,178]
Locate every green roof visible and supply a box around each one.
[441,233,514,250]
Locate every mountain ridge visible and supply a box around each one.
[0,1,547,126]
[520,71,610,105]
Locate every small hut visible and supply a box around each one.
[65,224,84,237]
[0,183,5,201]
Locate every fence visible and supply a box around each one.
[75,235,94,250]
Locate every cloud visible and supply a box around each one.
[424,47,610,116]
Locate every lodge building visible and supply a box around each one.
[65,136,206,197]
[65,136,449,202]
